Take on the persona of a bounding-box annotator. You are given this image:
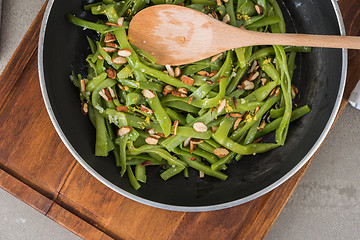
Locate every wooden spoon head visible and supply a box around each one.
[128,5,225,65]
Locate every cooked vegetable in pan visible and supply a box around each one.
[68,0,311,190]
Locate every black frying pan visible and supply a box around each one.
[38,0,346,211]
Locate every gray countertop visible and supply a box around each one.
[0,1,359,239]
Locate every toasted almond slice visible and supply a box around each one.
[106,68,116,79]
[174,67,181,78]
[183,137,191,147]
[112,56,127,64]
[254,106,260,114]
[104,33,116,43]
[80,79,86,92]
[140,104,154,114]
[255,4,263,15]
[118,126,131,136]
[232,97,238,109]
[275,87,281,96]
[230,113,242,118]
[248,60,258,73]
[199,171,205,178]
[249,71,260,81]
[197,71,209,76]
[81,102,88,115]
[172,120,179,136]
[98,55,104,60]
[242,80,255,90]
[108,87,116,99]
[150,134,161,139]
[210,53,222,63]
[270,87,276,97]
[190,139,204,145]
[165,65,175,77]
[258,119,266,130]
[253,138,263,143]
[208,70,218,77]
[261,78,267,85]
[145,136,158,145]
[116,106,129,112]
[178,87,188,94]
[102,47,117,53]
[206,80,215,85]
[99,89,110,102]
[190,157,197,161]
[190,141,195,153]
[117,49,132,57]
[163,85,175,95]
[211,126,218,133]
[180,75,194,86]
[222,14,230,24]
[214,147,230,157]
[217,99,227,113]
[216,0,221,5]
[117,83,126,91]
[157,133,166,138]
[291,85,299,99]
[148,128,156,135]
[193,122,208,133]
[117,17,124,26]
[223,0,228,2]
[211,11,218,19]
[104,88,112,101]
[233,117,242,130]
[172,89,187,98]
[142,89,156,99]
[106,42,118,48]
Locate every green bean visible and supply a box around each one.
[165,108,187,125]
[160,165,185,180]
[127,166,141,190]
[147,95,172,136]
[135,164,147,183]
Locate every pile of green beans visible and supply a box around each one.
[69,0,311,190]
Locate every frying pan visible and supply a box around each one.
[38,0,347,211]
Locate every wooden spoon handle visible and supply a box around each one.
[234,30,360,50]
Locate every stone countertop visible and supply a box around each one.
[0,0,358,239]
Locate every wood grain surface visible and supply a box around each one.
[0,1,359,239]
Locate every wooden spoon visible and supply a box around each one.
[128,4,360,66]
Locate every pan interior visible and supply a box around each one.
[41,0,344,208]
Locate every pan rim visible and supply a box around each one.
[38,0,347,212]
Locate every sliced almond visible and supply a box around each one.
[145,136,158,145]
[140,104,154,114]
[107,87,116,99]
[105,22,118,26]
[104,33,116,43]
[174,67,181,77]
[217,99,227,113]
[148,128,156,135]
[255,4,263,15]
[249,71,260,81]
[253,138,263,143]
[178,87,188,94]
[102,47,117,53]
[291,85,299,99]
[188,96,193,104]
[233,117,242,130]
[99,89,110,102]
[190,141,195,154]
[242,80,255,90]
[206,80,215,85]
[208,70,218,77]
[183,137,191,147]
[172,120,179,136]
[199,170,205,178]
[270,87,276,97]
[230,113,242,118]
[193,122,208,133]
[157,133,166,138]
[117,49,132,57]
[197,71,209,76]
[258,119,266,130]
[222,14,230,24]
[190,139,204,145]
[275,87,281,96]
[97,55,104,60]
[254,106,260,114]
[117,17,124,26]
[142,89,156,99]
[149,134,161,139]
[190,157,197,161]
[248,60,258,73]
[216,0,221,6]
[163,85,175,96]
[165,65,175,77]
[106,68,116,79]
[210,53,222,63]
[232,97,238,109]
[261,78,267,85]
[172,89,187,98]
[106,42,118,48]
[211,11,218,19]
[80,79,86,92]
[116,106,129,112]
[81,102,88,115]
[180,75,194,86]
[214,147,230,157]
[118,126,131,136]
[112,56,127,64]
[140,160,153,166]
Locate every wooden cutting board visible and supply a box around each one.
[0,1,359,239]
